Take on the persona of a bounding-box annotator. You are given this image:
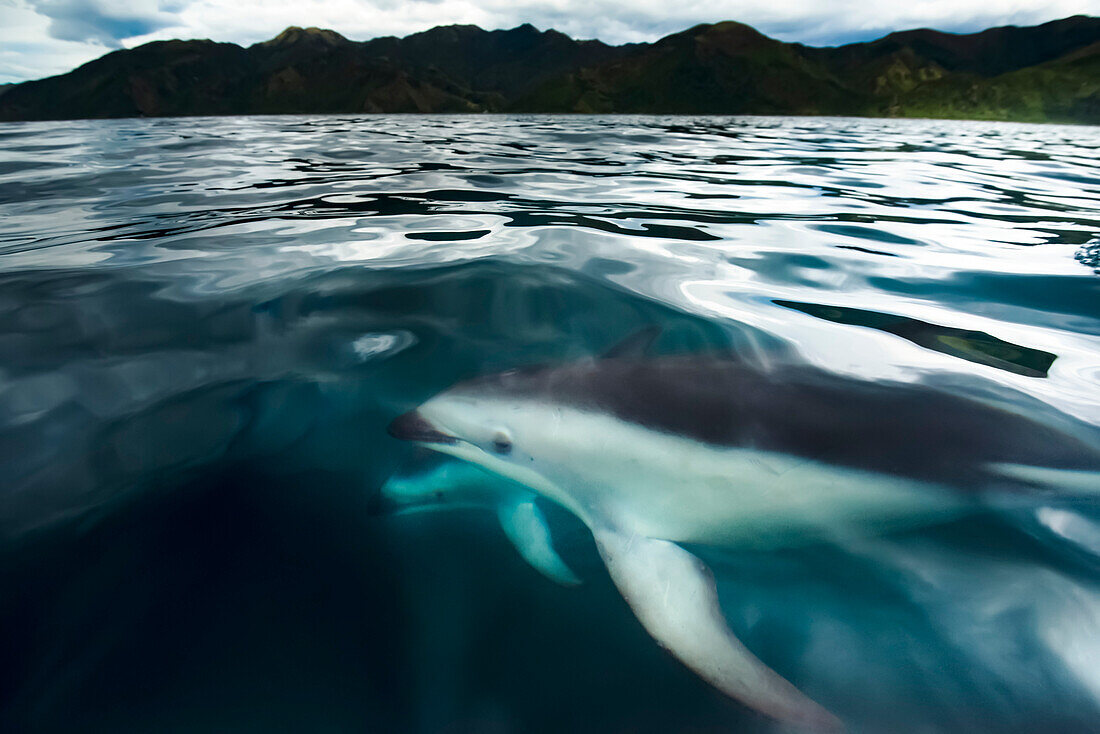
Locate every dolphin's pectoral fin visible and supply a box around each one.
[497,496,582,586]
[592,527,841,732]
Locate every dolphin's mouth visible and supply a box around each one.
[387,410,459,445]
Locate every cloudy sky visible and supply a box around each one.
[1,0,1096,83]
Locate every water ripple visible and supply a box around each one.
[1,114,1099,731]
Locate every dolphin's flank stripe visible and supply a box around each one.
[460,357,1098,489]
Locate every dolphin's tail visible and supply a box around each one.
[592,526,842,732]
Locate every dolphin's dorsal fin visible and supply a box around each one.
[498,496,582,586]
[592,526,841,731]
[602,325,661,359]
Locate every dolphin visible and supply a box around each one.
[386,328,1100,730]
[378,459,583,585]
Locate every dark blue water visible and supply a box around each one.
[1,115,1098,733]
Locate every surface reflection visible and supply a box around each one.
[774,300,1058,377]
[0,115,1098,733]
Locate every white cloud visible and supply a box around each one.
[30,0,181,45]
[1,0,1096,83]
[0,1,115,82]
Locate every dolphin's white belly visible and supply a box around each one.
[531,409,967,547]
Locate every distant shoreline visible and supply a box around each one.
[2,16,1097,124]
[2,113,1097,128]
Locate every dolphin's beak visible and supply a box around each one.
[387,410,459,445]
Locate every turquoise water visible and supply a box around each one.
[1,115,1099,732]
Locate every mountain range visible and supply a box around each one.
[1,16,1098,123]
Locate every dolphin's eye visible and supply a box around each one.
[491,430,513,455]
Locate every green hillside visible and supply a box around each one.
[1,16,1097,123]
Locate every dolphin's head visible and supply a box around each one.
[389,374,531,465]
[387,327,663,482]
[374,460,515,516]
[388,367,570,497]
[372,465,451,515]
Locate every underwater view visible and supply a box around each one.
[1,114,1099,732]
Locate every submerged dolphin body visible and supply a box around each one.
[387,329,1100,730]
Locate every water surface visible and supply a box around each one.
[1,115,1099,732]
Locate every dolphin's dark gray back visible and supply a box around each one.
[460,356,1099,489]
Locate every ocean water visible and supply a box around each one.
[0,114,1098,733]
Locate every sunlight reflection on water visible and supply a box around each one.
[0,115,1098,733]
